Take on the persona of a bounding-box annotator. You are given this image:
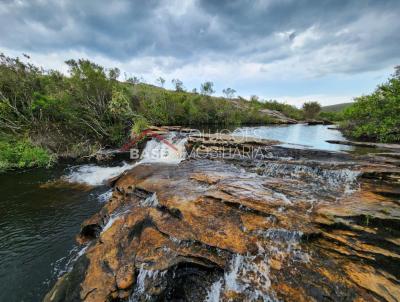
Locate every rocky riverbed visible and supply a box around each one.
[44,130,400,302]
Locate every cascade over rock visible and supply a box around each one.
[45,131,400,302]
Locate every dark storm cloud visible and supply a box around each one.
[0,0,399,74]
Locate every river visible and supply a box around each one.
[0,124,378,301]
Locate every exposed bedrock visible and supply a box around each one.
[45,133,400,302]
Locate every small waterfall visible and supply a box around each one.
[204,227,309,302]
[259,162,360,199]
[64,162,135,186]
[205,253,275,302]
[140,192,159,207]
[97,189,113,202]
[140,132,187,164]
[102,208,131,233]
[51,244,89,278]
[205,279,222,302]
[102,213,121,233]
[64,132,187,186]
[129,267,167,302]
[261,162,359,187]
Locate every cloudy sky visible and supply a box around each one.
[1,0,399,106]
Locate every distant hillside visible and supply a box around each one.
[321,102,353,112]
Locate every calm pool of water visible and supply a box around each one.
[233,124,354,152]
[0,166,108,302]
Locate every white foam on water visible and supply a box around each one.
[262,163,360,187]
[64,132,187,186]
[51,244,89,278]
[140,133,187,164]
[206,253,274,302]
[102,209,131,233]
[140,192,159,207]
[130,267,167,302]
[205,279,222,302]
[205,227,311,302]
[97,189,113,202]
[65,162,135,186]
[102,214,120,233]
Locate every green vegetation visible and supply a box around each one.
[302,101,322,119]
[341,67,400,143]
[262,100,303,120]
[2,52,397,171]
[0,53,301,171]
[321,102,353,113]
[0,137,55,172]
[318,111,344,122]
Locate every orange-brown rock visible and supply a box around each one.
[44,134,400,302]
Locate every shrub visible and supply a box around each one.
[131,116,149,135]
[341,69,400,143]
[302,101,321,119]
[318,111,344,122]
[0,138,55,172]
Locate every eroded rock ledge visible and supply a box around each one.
[45,132,400,302]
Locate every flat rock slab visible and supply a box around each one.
[327,139,400,151]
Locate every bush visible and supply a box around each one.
[302,101,321,119]
[341,69,400,143]
[318,111,344,122]
[131,116,149,135]
[0,138,55,172]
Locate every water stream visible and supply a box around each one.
[0,125,368,301]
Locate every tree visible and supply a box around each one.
[200,81,215,96]
[156,76,165,88]
[108,68,120,81]
[222,88,236,98]
[302,101,321,119]
[127,76,140,85]
[108,86,133,118]
[172,79,184,92]
[250,95,259,102]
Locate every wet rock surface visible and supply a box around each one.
[45,132,400,302]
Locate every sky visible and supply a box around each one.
[1,0,399,106]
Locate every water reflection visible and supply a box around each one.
[0,166,106,302]
[233,124,353,152]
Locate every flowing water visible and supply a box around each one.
[0,126,367,301]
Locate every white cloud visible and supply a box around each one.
[290,26,321,49]
[1,0,399,107]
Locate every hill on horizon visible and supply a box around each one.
[321,102,353,112]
